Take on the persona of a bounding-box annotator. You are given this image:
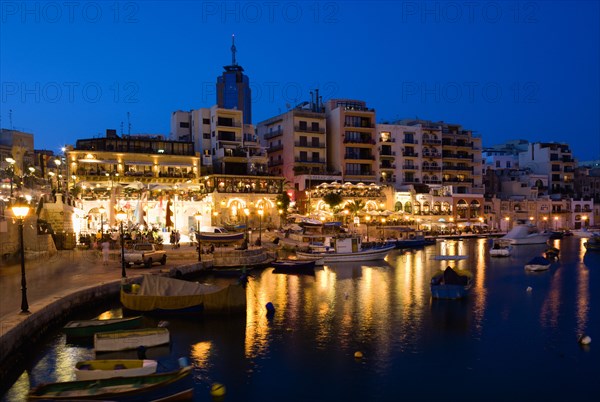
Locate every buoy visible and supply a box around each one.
[526,286,533,292]
[178,357,189,368]
[579,335,592,345]
[354,351,363,359]
[210,383,226,397]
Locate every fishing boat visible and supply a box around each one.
[490,239,513,257]
[271,259,316,275]
[74,359,158,381]
[28,365,192,401]
[584,235,600,251]
[62,316,143,339]
[524,256,552,271]
[94,327,170,353]
[295,236,394,263]
[430,266,473,299]
[501,224,551,245]
[121,275,246,314]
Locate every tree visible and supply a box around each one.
[323,192,343,213]
[344,199,365,218]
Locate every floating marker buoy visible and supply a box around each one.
[354,351,363,359]
[579,335,592,345]
[210,383,226,397]
[526,286,533,292]
[178,357,189,368]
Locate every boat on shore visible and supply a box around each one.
[62,316,143,339]
[121,275,246,315]
[501,224,551,245]
[490,239,513,257]
[295,236,394,263]
[28,365,192,401]
[430,266,473,299]
[524,256,552,271]
[94,327,170,353]
[74,359,158,381]
[271,259,316,275]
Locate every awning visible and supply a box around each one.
[126,161,154,166]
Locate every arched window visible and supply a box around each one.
[395,201,403,212]
[470,200,481,218]
[433,202,441,214]
[422,202,431,214]
[456,199,468,219]
[404,201,412,213]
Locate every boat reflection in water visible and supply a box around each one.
[3,238,600,402]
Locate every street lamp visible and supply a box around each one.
[54,158,62,191]
[365,215,371,242]
[582,215,588,228]
[381,217,386,240]
[99,205,105,237]
[543,216,548,230]
[116,209,128,279]
[6,157,15,197]
[554,216,559,230]
[278,209,283,229]
[243,208,250,245]
[194,212,202,262]
[12,199,31,314]
[257,208,264,246]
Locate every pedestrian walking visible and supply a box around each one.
[101,240,110,265]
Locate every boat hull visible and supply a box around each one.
[295,245,394,263]
[272,259,316,275]
[431,284,471,299]
[94,328,170,352]
[28,366,192,401]
[75,359,158,381]
[62,316,143,339]
[525,264,551,271]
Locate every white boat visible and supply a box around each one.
[490,239,513,257]
[501,224,551,245]
[524,256,552,271]
[571,228,600,238]
[295,236,394,263]
[75,359,158,381]
[94,327,170,353]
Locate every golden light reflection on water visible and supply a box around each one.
[472,239,488,332]
[190,341,212,368]
[540,260,563,329]
[576,238,590,335]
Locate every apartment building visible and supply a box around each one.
[518,142,576,195]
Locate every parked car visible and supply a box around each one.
[124,243,167,268]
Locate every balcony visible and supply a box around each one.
[264,128,283,140]
[423,152,442,158]
[216,121,242,128]
[344,138,376,145]
[379,164,396,169]
[295,125,325,134]
[268,160,283,167]
[402,139,419,144]
[344,123,375,129]
[403,177,420,183]
[402,151,419,157]
[268,144,284,152]
[402,164,417,170]
[294,157,326,164]
[294,141,325,148]
[345,154,375,161]
[423,179,442,184]
[422,165,442,171]
[379,137,396,143]
[422,138,441,145]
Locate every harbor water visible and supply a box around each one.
[2,237,599,401]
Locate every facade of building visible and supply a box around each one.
[325,99,377,184]
[216,35,252,125]
[518,142,576,195]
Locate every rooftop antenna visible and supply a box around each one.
[120,121,124,135]
[9,109,13,129]
[310,91,314,111]
[231,34,237,66]
[127,112,131,135]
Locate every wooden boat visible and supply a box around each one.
[430,267,473,299]
[524,256,552,271]
[75,359,158,381]
[271,259,316,275]
[94,327,170,352]
[295,236,394,263]
[121,275,246,314]
[490,239,512,257]
[196,231,245,242]
[584,235,600,251]
[28,365,192,401]
[501,224,551,245]
[62,316,143,339]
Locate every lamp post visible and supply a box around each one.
[278,209,283,230]
[381,217,386,240]
[257,208,264,246]
[116,209,127,279]
[554,216,559,231]
[365,215,371,242]
[12,199,31,314]
[194,212,202,262]
[54,158,62,191]
[543,216,548,230]
[99,205,105,238]
[243,208,250,245]
[6,157,15,197]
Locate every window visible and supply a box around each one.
[506,161,511,168]
[496,161,500,168]
[311,137,320,147]
[203,118,210,124]
[299,151,308,161]
[312,152,319,162]
[299,121,307,130]
[203,133,210,139]
[299,136,307,146]
[179,122,189,128]
[311,122,320,131]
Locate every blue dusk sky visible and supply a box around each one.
[1,1,599,161]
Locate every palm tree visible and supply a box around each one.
[344,199,365,219]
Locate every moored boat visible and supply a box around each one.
[295,236,394,263]
[524,256,552,271]
[62,316,143,339]
[584,235,600,251]
[121,275,246,315]
[74,359,158,381]
[271,259,316,275]
[490,239,512,257]
[28,365,192,401]
[544,246,560,260]
[430,266,473,299]
[501,224,551,245]
[94,327,170,353]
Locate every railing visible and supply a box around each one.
[294,126,325,133]
[402,152,419,157]
[344,155,375,160]
[294,142,325,148]
[268,144,284,152]
[422,139,441,145]
[380,151,396,156]
[402,165,417,170]
[379,164,396,169]
[379,137,396,143]
[422,165,442,171]
[402,139,419,144]
[344,138,376,144]
[294,158,326,164]
[268,160,283,167]
[264,128,283,139]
